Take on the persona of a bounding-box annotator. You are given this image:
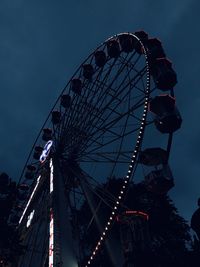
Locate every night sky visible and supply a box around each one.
[0,0,200,222]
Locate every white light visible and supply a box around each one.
[40,140,53,164]
[108,222,111,225]
[50,159,54,193]
[120,191,124,194]
[26,209,35,228]
[124,180,128,184]
[102,232,106,236]
[128,170,131,173]
[126,175,129,178]
[105,227,108,230]
[101,237,103,240]
[19,175,41,225]
[116,201,119,204]
[49,209,54,267]
[112,211,115,215]
[114,206,117,210]
[123,185,125,188]
[110,216,113,220]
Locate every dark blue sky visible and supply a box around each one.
[0,0,199,222]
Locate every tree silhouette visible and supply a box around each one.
[78,178,193,267]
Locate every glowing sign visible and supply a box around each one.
[26,210,35,228]
[40,140,53,164]
[19,175,41,225]
[49,209,54,267]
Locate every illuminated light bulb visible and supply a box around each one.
[114,206,117,210]
[123,185,125,188]
[105,227,108,230]
[91,256,93,260]
[93,252,96,255]
[128,170,131,173]
[129,165,132,168]
[118,196,122,199]
[98,242,101,245]
[126,175,129,178]
[112,211,115,215]
[103,232,106,236]
[108,222,111,225]
[110,216,113,220]
[88,261,90,264]
[120,191,124,194]
[116,201,119,204]
[101,237,103,240]
[124,180,128,184]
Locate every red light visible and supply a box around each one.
[124,210,149,220]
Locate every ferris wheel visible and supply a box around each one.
[7,31,182,267]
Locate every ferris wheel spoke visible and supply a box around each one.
[80,124,140,159]
[85,66,146,132]
[76,169,130,232]
[61,63,133,145]
[75,68,146,156]
[63,51,140,137]
[63,55,120,134]
[64,63,107,136]
[77,95,144,156]
[80,152,131,164]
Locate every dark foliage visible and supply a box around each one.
[78,178,197,267]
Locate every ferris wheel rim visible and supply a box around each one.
[13,31,179,267]
[18,32,151,183]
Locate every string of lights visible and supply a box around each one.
[84,34,150,267]
[49,158,54,267]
